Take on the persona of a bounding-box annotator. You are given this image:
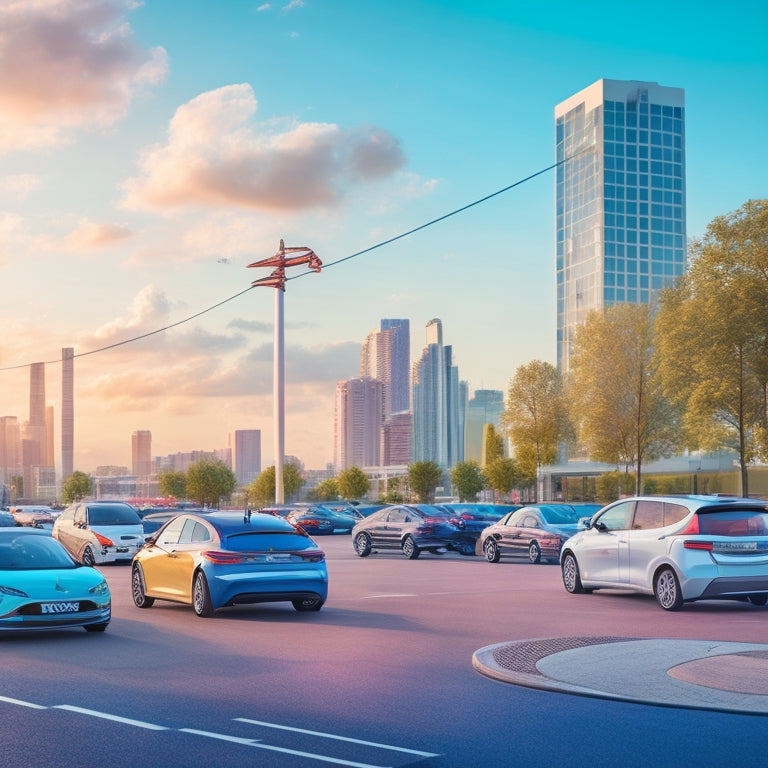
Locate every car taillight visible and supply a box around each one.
[677,515,700,535]
[201,550,244,564]
[297,549,325,562]
[684,540,713,551]
[93,532,114,547]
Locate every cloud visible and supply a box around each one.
[65,218,133,251]
[0,174,41,200]
[121,83,407,213]
[0,0,168,152]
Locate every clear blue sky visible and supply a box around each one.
[1,0,766,470]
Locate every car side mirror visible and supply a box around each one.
[594,520,608,532]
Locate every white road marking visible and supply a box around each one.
[359,594,417,599]
[182,729,390,767]
[54,705,169,730]
[0,695,46,709]
[235,718,439,757]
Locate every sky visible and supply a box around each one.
[1,0,766,474]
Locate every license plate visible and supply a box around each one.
[115,547,130,553]
[41,601,80,614]
[713,541,759,552]
[264,554,292,562]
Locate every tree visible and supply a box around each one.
[408,461,442,503]
[484,457,521,501]
[247,464,304,506]
[482,424,504,466]
[450,461,485,502]
[502,361,570,498]
[656,200,768,496]
[61,471,91,504]
[186,460,237,508]
[337,467,369,500]
[158,470,186,500]
[311,478,339,502]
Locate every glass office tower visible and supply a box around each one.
[555,79,686,372]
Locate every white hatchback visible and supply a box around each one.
[53,501,144,565]
[560,495,768,610]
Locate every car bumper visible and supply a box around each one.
[0,602,111,631]
[96,544,143,563]
[209,568,329,608]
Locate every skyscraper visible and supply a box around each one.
[132,430,152,476]
[412,319,466,468]
[555,79,686,371]
[230,429,261,485]
[380,319,410,413]
[61,347,74,480]
[333,378,384,471]
[464,389,504,463]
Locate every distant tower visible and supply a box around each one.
[380,319,410,413]
[230,429,261,485]
[61,347,74,479]
[333,378,384,471]
[132,430,152,476]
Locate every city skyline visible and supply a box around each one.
[0,1,765,472]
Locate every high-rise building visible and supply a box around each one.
[380,319,410,413]
[29,362,46,429]
[61,347,74,480]
[0,416,21,487]
[464,389,505,463]
[230,429,261,485]
[382,411,412,466]
[555,79,686,371]
[333,378,384,471]
[360,327,394,418]
[132,430,152,476]
[412,319,466,468]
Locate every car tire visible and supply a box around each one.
[354,532,372,557]
[483,538,501,563]
[292,597,324,612]
[81,545,96,567]
[748,594,768,606]
[131,564,154,608]
[192,571,214,617]
[561,552,589,594]
[83,622,109,633]
[655,567,684,611]
[528,541,542,564]
[402,535,420,559]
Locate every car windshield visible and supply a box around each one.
[0,534,77,569]
[539,506,582,524]
[697,510,768,536]
[224,531,316,552]
[412,505,453,519]
[89,505,141,525]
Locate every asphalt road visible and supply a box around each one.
[2,535,767,768]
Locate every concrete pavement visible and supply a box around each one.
[472,636,768,715]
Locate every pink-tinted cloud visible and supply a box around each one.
[0,0,167,152]
[65,218,133,251]
[121,84,407,212]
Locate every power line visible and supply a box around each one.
[1,156,569,374]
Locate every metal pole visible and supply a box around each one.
[274,288,285,504]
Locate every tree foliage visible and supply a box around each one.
[186,460,237,508]
[337,466,370,500]
[247,464,304,506]
[311,478,339,502]
[655,199,768,495]
[61,471,92,504]
[482,424,504,465]
[450,461,485,502]
[158,470,187,500]
[503,361,570,496]
[408,461,442,503]
[570,303,678,494]
[484,457,521,501]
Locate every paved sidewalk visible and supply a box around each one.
[472,636,768,715]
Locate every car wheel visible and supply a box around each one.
[655,567,684,611]
[131,564,154,608]
[528,541,542,564]
[83,622,109,633]
[401,535,420,559]
[81,545,96,567]
[483,538,500,563]
[353,532,372,557]
[748,594,768,606]
[561,552,588,594]
[192,571,214,617]
[292,597,324,612]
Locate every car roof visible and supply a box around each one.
[186,511,300,535]
[0,527,51,537]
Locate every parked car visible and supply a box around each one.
[141,510,181,535]
[351,504,464,559]
[286,504,361,535]
[52,501,144,565]
[478,503,592,563]
[442,503,521,542]
[0,527,110,632]
[9,505,56,528]
[0,509,16,527]
[560,495,768,610]
[131,511,328,617]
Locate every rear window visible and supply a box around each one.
[224,531,315,552]
[88,504,141,525]
[698,510,768,537]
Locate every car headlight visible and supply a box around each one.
[89,580,110,596]
[0,585,29,597]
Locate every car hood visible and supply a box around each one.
[0,568,107,598]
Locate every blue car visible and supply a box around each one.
[0,528,111,632]
[131,512,328,617]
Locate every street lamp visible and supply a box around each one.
[247,240,321,504]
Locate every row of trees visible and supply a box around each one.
[503,200,768,497]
